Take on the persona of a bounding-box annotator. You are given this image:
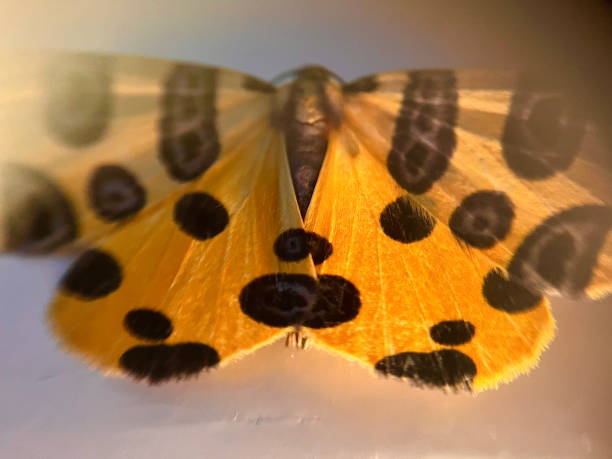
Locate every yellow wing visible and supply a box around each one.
[0,50,317,383]
[5,56,610,390]
[302,70,610,391]
[341,70,612,300]
[0,51,274,254]
[304,126,554,391]
[48,117,317,383]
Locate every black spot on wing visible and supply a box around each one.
[507,205,612,296]
[60,249,121,299]
[274,229,310,261]
[342,75,378,93]
[274,229,333,265]
[307,275,360,329]
[380,196,435,243]
[3,164,78,254]
[239,274,360,328]
[307,232,333,265]
[124,309,173,341]
[430,320,475,346]
[387,70,458,194]
[375,349,476,390]
[240,274,317,327]
[159,65,220,182]
[45,55,112,147]
[482,268,542,313]
[449,191,515,248]
[502,75,587,179]
[483,205,612,312]
[173,192,229,240]
[119,342,220,384]
[88,165,146,221]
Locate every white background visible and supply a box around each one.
[1,1,611,458]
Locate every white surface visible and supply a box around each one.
[1,1,611,458]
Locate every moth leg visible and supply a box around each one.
[285,329,309,349]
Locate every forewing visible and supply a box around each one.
[0,51,275,254]
[305,124,555,391]
[342,70,612,300]
[48,123,314,383]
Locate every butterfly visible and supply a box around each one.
[0,51,610,392]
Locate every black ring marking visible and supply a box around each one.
[380,196,435,243]
[483,205,612,311]
[429,320,475,346]
[45,55,113,147]
[119,342,220,384]
[508,205,612,295]
[274,229,310,261]
[3,164,78,254]
[124,309,173,341]
[274,229,333,265]
[449,191,515,248]
[159,65,220,182]
[88,165,146,221]
[239,273,360,328]
[387,70,458,194]
[375,349,476,389]
[501,75,586,179]
[60,249,122,299]
[173,192,229,240]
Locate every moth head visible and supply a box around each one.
[272,65,344,131]
[272,65,344,85]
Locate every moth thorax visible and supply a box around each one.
[273,68,343,218]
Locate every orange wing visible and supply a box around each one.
[0,51,275,254]
[342,70,612,300]
[304,125,554,391]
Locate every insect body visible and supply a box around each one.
[273,65,343,217]
[0,52,610,391]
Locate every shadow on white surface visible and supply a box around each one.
[1,256,611,458]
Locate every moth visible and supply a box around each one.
[0,51,610,392]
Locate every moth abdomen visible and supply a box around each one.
[273,66,343,218]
